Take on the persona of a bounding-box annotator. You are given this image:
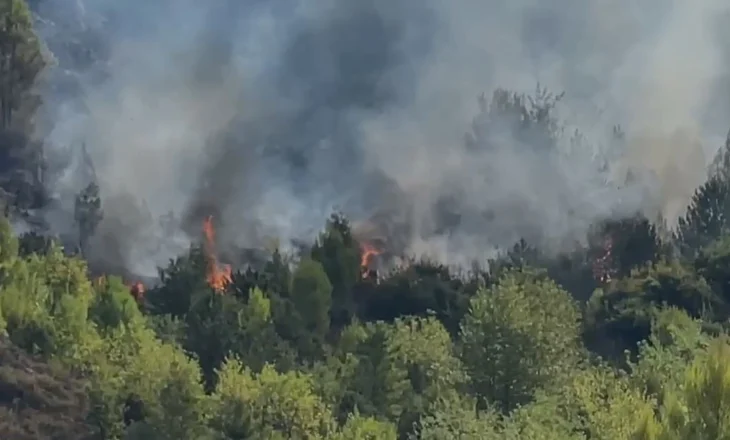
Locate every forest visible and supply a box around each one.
[3,0,730,439]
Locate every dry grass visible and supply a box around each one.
[0,336,95,439]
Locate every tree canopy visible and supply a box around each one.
[4,1,730,439]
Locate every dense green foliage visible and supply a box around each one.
[6,1,730,439]
[6,198,730,439]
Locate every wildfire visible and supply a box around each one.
[202,216,232,292]
[360,242,380,267]
[360,242,381,280]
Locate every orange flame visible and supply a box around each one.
[360,242,382,279]
[360,242,380,267]
[202,216,232,292]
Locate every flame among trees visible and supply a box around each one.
[359,241,381,279]
[199,212,378,292]
[360,242,380,268]
[202,216,232,292]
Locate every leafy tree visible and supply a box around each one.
[675,175,730,258]
[543,247,598,303]
[183,290,249,386]
[459,268,583,412]
[326,320,411,423]
[231,254,303,356]
[307,351,362,426]
[0,244,98,360]
[231,249,293,302]
[356,260,473,335]
[386,316,466,400]
[695,234,730,301]
[329,413,398,440]
[311,213,361,329]
[0,213,16,267]
[637,336,730,439]
[146,314,186,345]
[540,365,654,440]
[84,321,208,439]
[410,394,501,440]
[146,246,209,318]
[123,358,211,440]
[585,260,722,358]
[184,287,295,386]
[381,316,468,436]
[671,337,730,439]
[264,248,294,298]
[502,396,583,440]
[486,237,603,304]
[290,257,333,359]
[89,275,143,331]
[628,308,708,405]
[210,358,335,439]
[0,260,56,354]
[231,249,293,303]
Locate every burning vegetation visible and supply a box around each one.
[202,216,232,292]
[359,241,382,281]
[360,242,380,269]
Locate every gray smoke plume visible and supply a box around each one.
[28,0,730,275]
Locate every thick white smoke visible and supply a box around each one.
[28,0,730,275]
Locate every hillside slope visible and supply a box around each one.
[0,336,94,440]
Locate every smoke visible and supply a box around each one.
[28,0,730,275]
[613,0,728,224]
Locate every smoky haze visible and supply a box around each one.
[28,0,730,276]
